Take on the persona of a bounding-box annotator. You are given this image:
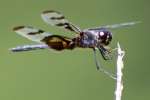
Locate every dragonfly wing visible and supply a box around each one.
[41,10,81,33]
[13,26,52,43]
[85,21,141,31]
[13,26,74,50]
[98,46,112,60]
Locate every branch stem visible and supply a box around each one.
[115,42,125,100]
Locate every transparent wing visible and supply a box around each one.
[41,10,81,33]
[85,21,141,30]
[98,46,112,60]
[13,26,52,43]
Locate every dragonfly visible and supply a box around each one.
[11,10,140,71]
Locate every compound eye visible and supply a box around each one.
[99,32,105,36]
[98,31,112,45]
[99,31,107,39]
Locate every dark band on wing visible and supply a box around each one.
[28,30,45,35]
[42,10,61,14]
[50,16,65,20]
[55,23,68,26]
[13,26,25,31]
[65,26,75,32]
[55,23,75,32]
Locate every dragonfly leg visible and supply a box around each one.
[93,48,100,70]
[93,48,116,79]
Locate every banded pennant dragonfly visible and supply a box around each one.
[11,10,140,71]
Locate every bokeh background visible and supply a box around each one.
[0,0,150,100]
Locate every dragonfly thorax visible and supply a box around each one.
[79,30,112,48]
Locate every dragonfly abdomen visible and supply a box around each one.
[41,35,76,50]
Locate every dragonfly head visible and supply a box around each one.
[98,30,112,46]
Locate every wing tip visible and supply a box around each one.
[132,21,142,24]
[13,26,25,31]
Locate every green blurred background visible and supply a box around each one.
[0,0,150,100]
